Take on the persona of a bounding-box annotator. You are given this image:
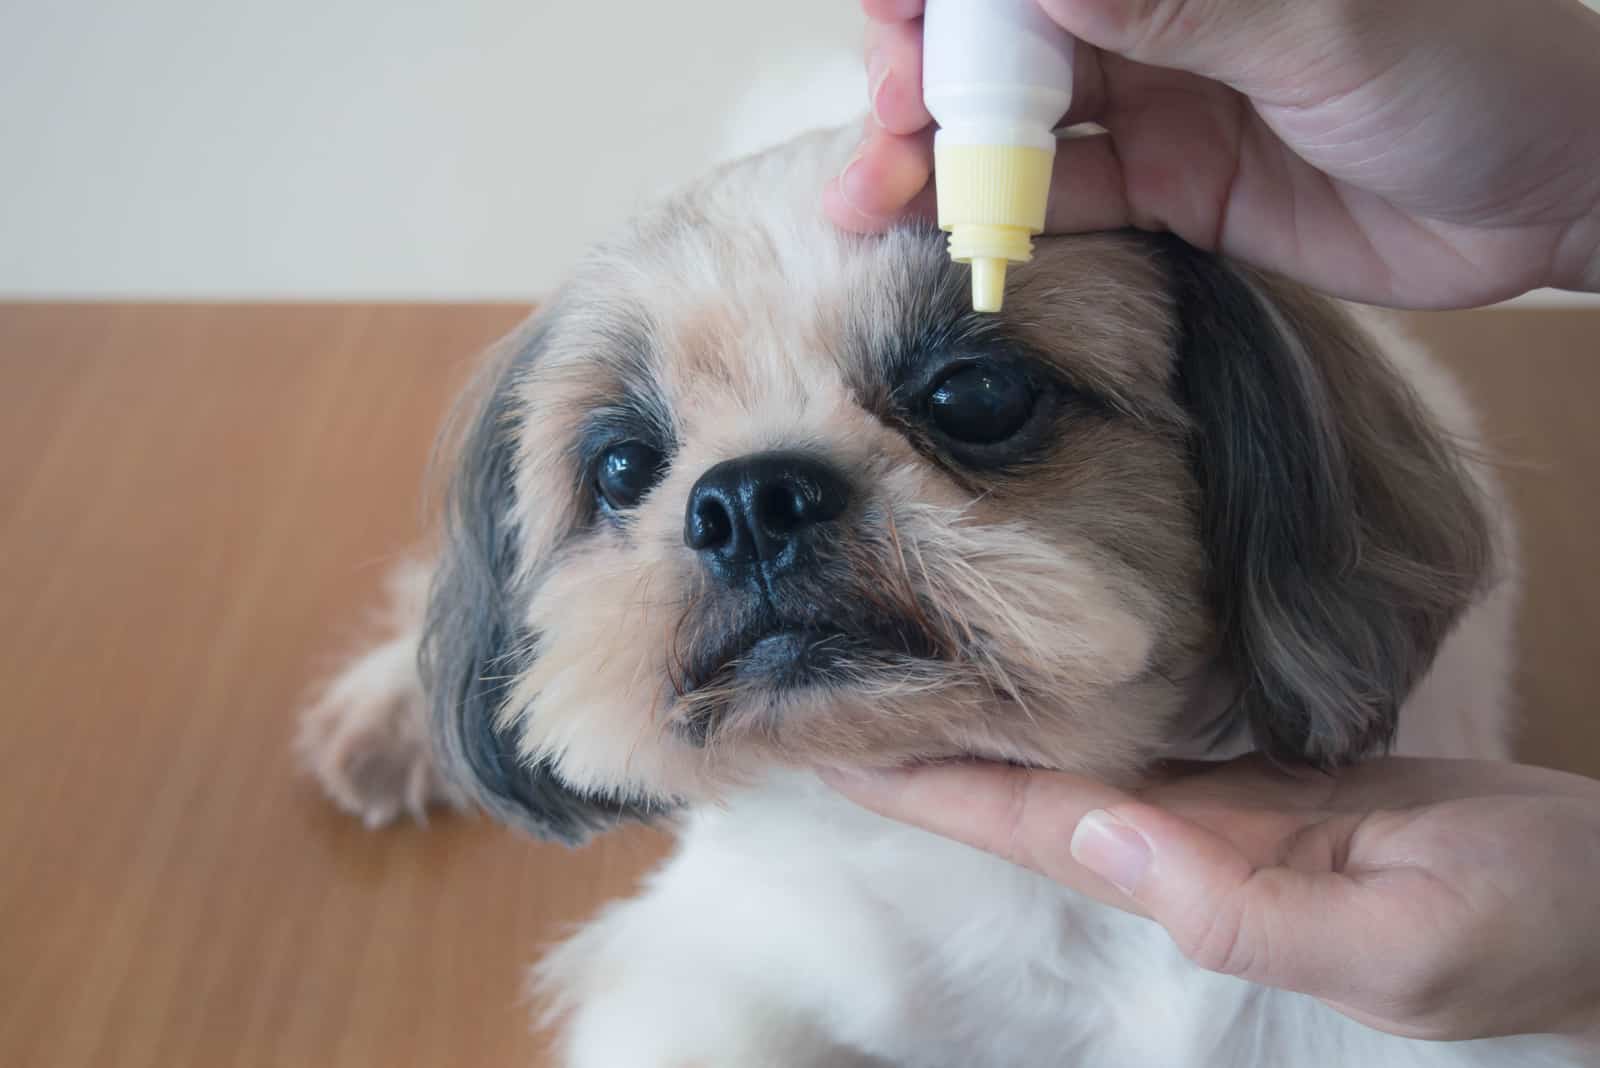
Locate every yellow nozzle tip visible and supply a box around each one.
[971,257,1007,313]
[935,142,1053,312]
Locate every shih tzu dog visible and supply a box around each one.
[300,127,1581,1066]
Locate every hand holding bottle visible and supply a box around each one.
[825,0,1600,308]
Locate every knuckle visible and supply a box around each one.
[995,769,1057,875]
[1182,884,1259,979]
[1092,0,1212,59]
[999,770,1034,865]
[1131,0,1194,54]
[1043,0,1209,56]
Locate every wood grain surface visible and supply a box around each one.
[1,303,1595,1068]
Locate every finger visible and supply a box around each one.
[865,17,931,136]
[1038,52,1255,248]
[824,761,1405,1003]
[821,762,1143,908]
[1081,800,1381,997]
[1038,130,1132,233]
[862,0,923,22]
[1034,51,1249,239]
[823,125,934,233]
[1057,40,1109,127]
[897,179,939,225]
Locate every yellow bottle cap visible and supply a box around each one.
[934,142,1055,313]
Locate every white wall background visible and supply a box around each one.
[2,0,1595,303]
[0,0,865,299]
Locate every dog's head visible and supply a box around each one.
[421,131,1493,842]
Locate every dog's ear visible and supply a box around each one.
[1162,239,1494,767]
[420,312,644,844]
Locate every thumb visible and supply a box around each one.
[1072,802,1368,995]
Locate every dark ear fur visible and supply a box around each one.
[1162,238,1494,767]
[420,313,646,844]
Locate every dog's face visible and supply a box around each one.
[423,131,1492,842]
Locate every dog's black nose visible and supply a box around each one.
[684,451,850,581]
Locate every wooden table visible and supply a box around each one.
[2,303,1596,1067]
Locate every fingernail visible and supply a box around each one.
[835,151,883,221]
[1070,809,1152,896]
[867,51,891,127]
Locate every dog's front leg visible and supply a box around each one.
[536,841,902,1068]
[298,560,463,827]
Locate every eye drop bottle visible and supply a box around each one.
[923,0,1075,312]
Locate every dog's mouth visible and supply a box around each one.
[680,616,939,695]
[672,610,941,743]
[719,626,856,686]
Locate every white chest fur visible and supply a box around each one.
[543,774,1582,1067]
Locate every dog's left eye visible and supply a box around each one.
[926,362,1037,445]
[596,441,665,510]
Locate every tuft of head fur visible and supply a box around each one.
[419,129,1494,842]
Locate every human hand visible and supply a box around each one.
[823,0,1600,308]
[824,755,1600,1041]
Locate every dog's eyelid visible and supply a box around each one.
[895,344,1091,413]
[576,404,676,464]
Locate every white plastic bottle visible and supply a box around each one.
[923,0,1075,312]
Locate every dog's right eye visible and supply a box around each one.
[596,442,665,510]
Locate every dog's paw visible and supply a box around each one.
[298,636,463,828]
